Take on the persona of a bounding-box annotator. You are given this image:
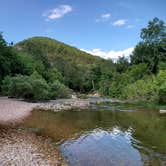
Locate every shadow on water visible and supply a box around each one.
[19,102,166,166]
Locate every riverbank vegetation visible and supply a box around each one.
[0,18,165,103]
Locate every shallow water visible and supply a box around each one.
[20,102,166,166]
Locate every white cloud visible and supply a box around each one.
[96,13,111,22]
[113,19,127,26]
[101,13,111,19]
[43,5,72,20]
[80,47,134,61]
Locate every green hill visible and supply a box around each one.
[15,37,112,92]
[15,37,101,66]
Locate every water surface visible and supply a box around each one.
[21,102,166,166]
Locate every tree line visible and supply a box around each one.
[0,18,165,103]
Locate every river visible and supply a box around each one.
[19,101,166,166]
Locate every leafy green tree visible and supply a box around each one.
[0,33,24,85]
[131,18,166,73]
[116,56,130,73]
[128,63,149,81]
[141,17,166,44]
[47,68,64,83]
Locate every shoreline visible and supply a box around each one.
[0,97,91,125]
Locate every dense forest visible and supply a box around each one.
[0,18,166,103]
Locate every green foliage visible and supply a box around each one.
[122,79,157,101]
[128,63,149,81]
[1,70,71,101]
[155,70,166,103]
[158,83,166,104]
[1,76,12,96]
[2,72,50,100]
[140,17,166,44]
[155,70,166,86]
[158,62,166,70]
[15,37,108,92]
[122,70,166,104]
[100,63,149,98]
[131,18,166,73]
[47,68,64,83]
[0,33,24,84]
[49,80,71,99]
[116,56,130,73]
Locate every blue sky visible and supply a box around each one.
[0,0,166,59]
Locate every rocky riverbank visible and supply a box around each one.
[0,128,66,166]
[36,99,90,112]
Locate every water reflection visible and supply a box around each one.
[60,127,142,166]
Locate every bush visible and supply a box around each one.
[49,80,71,99]
[1,76,12,96]
[9,75,33,99]
[122,79,157,101]
[1,70,72,101]
[2,72,50,101]
[122,70,166,103]
[158,83,166,104]
[155,70,166,104]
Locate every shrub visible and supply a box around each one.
[122,79,157,101]
[122,70,166,103]
[1,76,12,95]
[155,70,166,104]
[49,80,71,99]
[158,83,166,104]
[2,72,50,101]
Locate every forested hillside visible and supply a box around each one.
[14,36,113,92]
[0,18,166,103]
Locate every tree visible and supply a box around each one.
[0,33,24,85]
[131,18,166,73]
[141,17,166,44]
[116,56,130,73]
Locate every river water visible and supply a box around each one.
[20,102,166,166]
